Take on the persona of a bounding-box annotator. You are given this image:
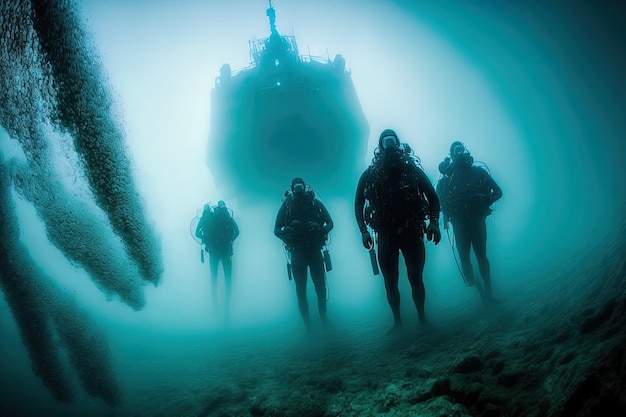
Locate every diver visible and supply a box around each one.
[354,129,441,334]
[437,141,502,302]
[195,200,240,317]
[274,177,334,334]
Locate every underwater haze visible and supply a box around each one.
[1,1,625,416]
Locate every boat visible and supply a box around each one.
[206,0,369,202]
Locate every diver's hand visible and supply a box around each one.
[471,193,489,205]
[289,220,302,229]
[361,231,373,249]
[280,226,294,240]
[306,221,321,232]
[426,222,441,245]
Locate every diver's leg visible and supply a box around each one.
[291,252,311,333]
[402,233,427,325]
[377,233,402,329]
[209,253,219,309]
[472,218,492,300]
[223,255,233,315]
[309,250,328,326]
[453,220,475,286]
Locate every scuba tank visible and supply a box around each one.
[323,248,332,272]
[287,262,293,280]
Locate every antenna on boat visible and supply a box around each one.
[266,0,278,36]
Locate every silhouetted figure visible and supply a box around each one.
[274,177,334,334]
[437,142,502,301]
[355,129,441,333]
[196,200,240,316]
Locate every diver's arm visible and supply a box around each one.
[354,169,369,234]
[435,180,449,227]
[318,201,334,234]
[417,168,440,222]
[484,172,502,204]
[231,218,240,241]
[195,216,205,239]
[274,202,288,239]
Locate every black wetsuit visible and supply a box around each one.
[439,162,502,299]
[274,192,334,332]
[196,209,240,311]
[354,158,440,326]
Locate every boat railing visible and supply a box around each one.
[300,55,330,65]
[220,53,332,81]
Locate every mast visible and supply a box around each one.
[266,0,278,36]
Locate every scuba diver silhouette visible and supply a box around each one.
[355,129,441,334]
[195,200,240,317]
[437,141,502,301]
[274,177,334,334]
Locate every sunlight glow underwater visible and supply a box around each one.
[1,1,625,416]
